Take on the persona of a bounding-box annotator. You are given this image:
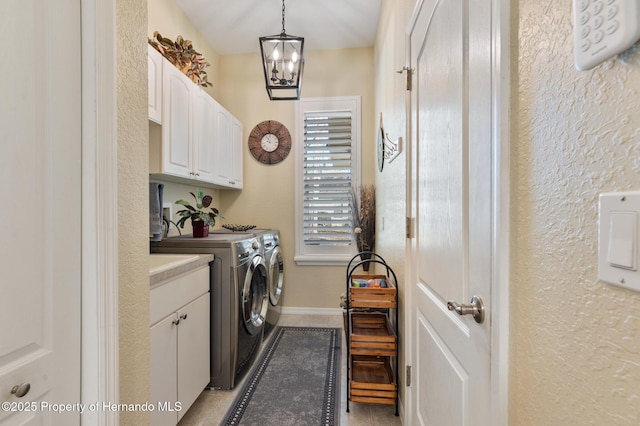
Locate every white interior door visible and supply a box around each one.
[408,0,493,424]
[0,1,81,424]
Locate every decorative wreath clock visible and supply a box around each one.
[247,120,292,165]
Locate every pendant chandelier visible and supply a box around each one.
[259,0,305,100]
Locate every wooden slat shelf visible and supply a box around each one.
[349,275,397,309]
[349,312,397,357]
[349,355,397,405]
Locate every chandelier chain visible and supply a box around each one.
[281,0,286,34]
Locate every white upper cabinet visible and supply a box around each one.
[148,45,163,124]
[230,117,243,188]
[212,107,243,189]
[191,86,217,183]
[149,53,242,189]
[161,59,192,179]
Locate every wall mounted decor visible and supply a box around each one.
[248,120,292,165]
[377,113,402,172]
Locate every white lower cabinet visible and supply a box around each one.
[151,267,210,426]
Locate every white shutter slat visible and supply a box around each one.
[303,110,354,246]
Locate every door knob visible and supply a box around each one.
[447,295,485,324]
[11,383,31,398]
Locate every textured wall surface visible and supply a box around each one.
[117,0,151,423]
[513,0,640,423]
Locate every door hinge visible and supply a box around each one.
[406,365,412,387]
[397,66,412,91]
[406,216,415,239]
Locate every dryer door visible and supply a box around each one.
[268,247,284,306]
[242,256,268,335]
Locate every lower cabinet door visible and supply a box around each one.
[177,293,210,421]
[151,313,179,426]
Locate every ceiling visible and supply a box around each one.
[175,0,382,55]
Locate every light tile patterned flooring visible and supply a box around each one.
[178,313,402,425]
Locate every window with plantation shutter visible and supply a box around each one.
[295,97,361,265]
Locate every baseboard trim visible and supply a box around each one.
[280,306,344,316]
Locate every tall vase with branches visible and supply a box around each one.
[351,184,376,271]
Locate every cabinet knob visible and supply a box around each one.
[11,383,30,398]
[195,172,200,177]
[172,318,180,325]
[179,314,188,321]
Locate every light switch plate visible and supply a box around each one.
[598,191,640,292]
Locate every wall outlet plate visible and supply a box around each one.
[598,191,640,292]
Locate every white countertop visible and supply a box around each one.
[149,253,213,285]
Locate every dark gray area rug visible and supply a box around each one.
[221,326,341,426]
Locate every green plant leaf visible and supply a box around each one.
[198,212,216,226]
[176,209,193,217]
[176,215,189,228]
[175,200,195,211]
[207,212,218,225]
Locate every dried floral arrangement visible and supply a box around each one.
[149,31,212,88]
[351,184,376,254]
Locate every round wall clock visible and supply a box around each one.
[248,120,292,165]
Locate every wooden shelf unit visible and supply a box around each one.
[350,355,397,405]
[344,253,399,416]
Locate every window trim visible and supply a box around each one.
[294,96,362,266]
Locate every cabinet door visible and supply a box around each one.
[191,86,217,183]
[151,314,179,426]
[177,293,210,421]
[162,61,192,178]
[213,107,232,186]
[148,45,163,124]
[230,117,243,188]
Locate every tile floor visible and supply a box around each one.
[177,313,402,425]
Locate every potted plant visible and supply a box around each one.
[148,31,213,88]
[175,189,222,237]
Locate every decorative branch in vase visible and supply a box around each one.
[351,184,376,271]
